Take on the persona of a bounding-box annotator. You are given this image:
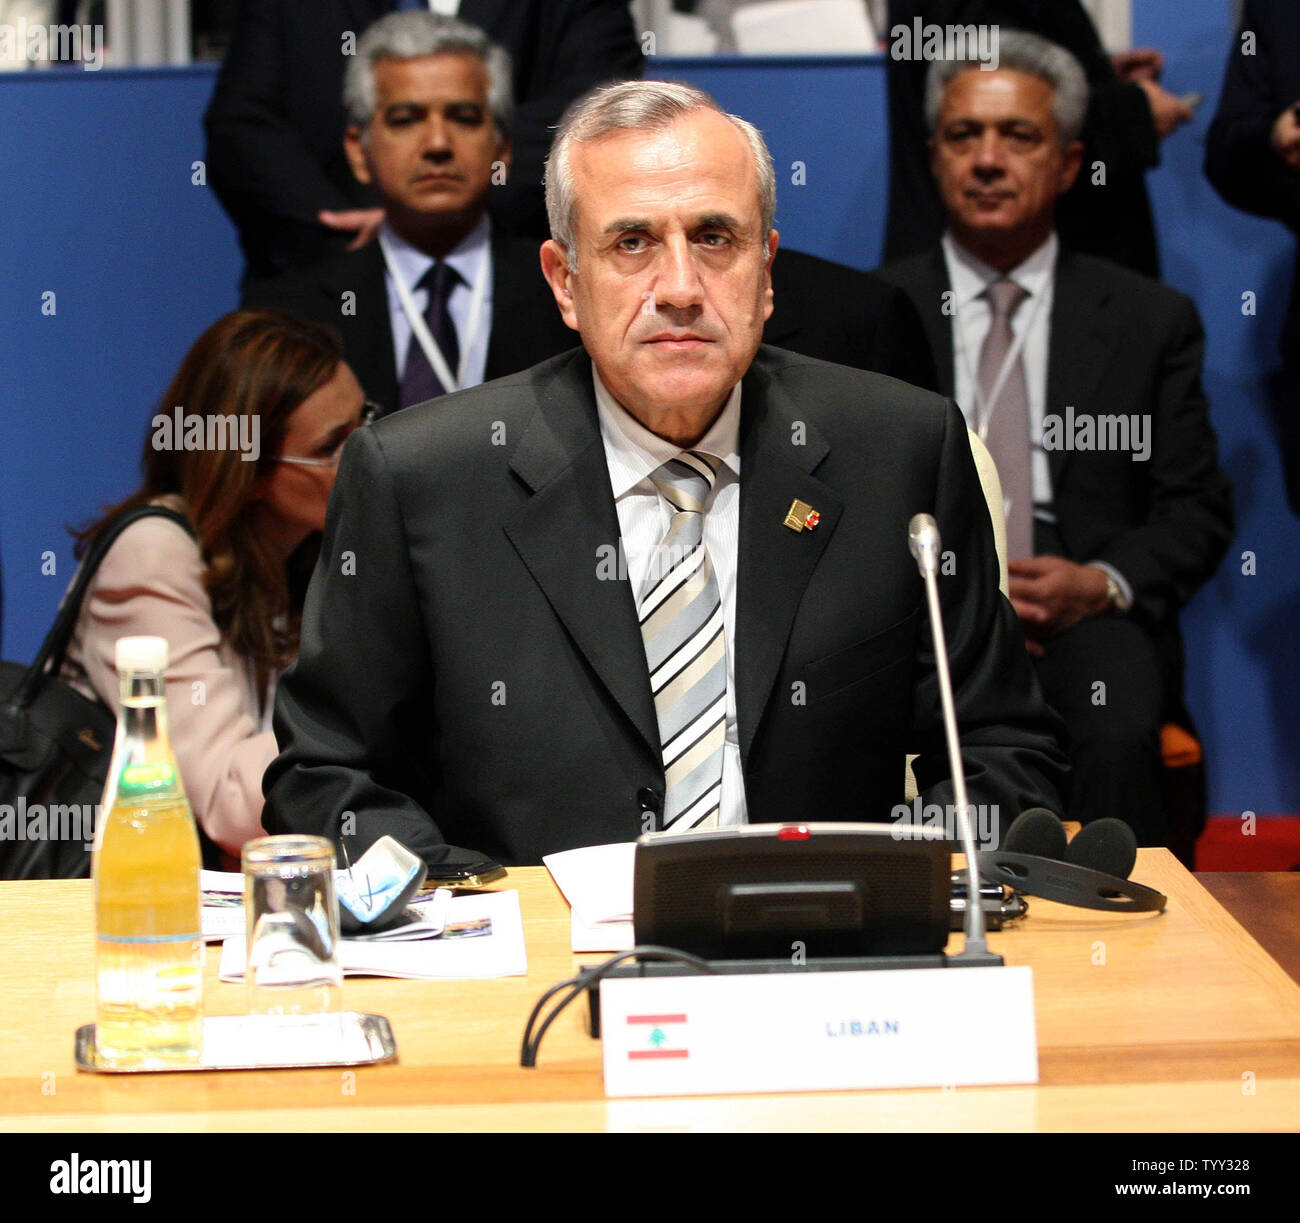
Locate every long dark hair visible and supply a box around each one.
[74,310,345,689]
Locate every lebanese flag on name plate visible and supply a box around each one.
[626,1013,690,1060]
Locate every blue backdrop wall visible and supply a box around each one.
[0,0,1293,819]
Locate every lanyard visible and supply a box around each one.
[953,280,1045,441]
[380,230,491,395]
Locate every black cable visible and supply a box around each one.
[520,945,717,1067]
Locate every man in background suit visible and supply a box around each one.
[767,248,938,392]
[262,79,1066,867]
[878,32,1232,845]
[1206,0,1300,518]
[884,0,1192,279]
[243,13,576,417]
[205,0,643,280]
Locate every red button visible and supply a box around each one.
[777,825,811,840]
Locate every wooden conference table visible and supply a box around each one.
[1,850,1298,1132]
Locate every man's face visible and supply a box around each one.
[930,69,1081,248]
[540,109,776,446]
[345,53,509,228]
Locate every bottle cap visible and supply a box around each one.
[115,635,169,673]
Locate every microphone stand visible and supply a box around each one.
[909,514,1003,967]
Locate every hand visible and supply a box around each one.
[1008,555,1110,646]
[1271,102,1300,173]
[1135,78,1194,139]
[1111,47,1164,82]
[317,208,385,251]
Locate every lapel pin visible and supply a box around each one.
[783,499,821,533]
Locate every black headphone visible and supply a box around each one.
[978,809,1167,913]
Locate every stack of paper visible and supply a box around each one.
[543,842,637,953]
[212,883,528,980]
[201,871,453,943]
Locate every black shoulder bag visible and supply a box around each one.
[0,506,196,879]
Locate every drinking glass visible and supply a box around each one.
[242,835,342,1016]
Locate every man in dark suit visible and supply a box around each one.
[884,0,1192,278]
[204,0,643,280]
[877,32,1232,845]
[263,79,1067,867]
[1206,0,1300,518]
[242,13,577,417]
[767,249,938,392]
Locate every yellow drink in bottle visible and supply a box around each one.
[93,637,203,1067]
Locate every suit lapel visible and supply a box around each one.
[1045,251,1116,489]
[734,352,844,762]
[504,348,851,769]
[503,353,661,761]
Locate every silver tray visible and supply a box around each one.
[75,1012,397,1073]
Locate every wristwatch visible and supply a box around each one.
[1101,571,1130,613]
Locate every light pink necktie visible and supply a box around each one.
[978,278,1034,560]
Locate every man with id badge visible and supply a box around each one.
[243,12,576,418]
[879,31,1232,847]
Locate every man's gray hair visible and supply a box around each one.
[544,80,777,267]
[924,29,1089,145]
[343,11,514,139]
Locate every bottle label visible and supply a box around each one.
[118,761,178,797]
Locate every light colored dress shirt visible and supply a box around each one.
[941,230,1133,605]
[382,214,493,392]
[593,369,748,827]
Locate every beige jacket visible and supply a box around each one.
[61,498,276,852]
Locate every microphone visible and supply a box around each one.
[907,512,1000,965]
[908,513,941,575]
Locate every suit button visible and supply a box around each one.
[636,786,662,815]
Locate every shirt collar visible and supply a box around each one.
[942,229,1058,307]
[593,366,742,501]
[380,213,491,293]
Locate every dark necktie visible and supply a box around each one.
[978,277,1034,560]
[638,452,727,831]
[399,260,462,410]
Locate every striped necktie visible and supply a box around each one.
[638,452,727,831]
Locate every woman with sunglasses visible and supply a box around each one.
[61,310,373,860]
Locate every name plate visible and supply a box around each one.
[600,966,1037,1097]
